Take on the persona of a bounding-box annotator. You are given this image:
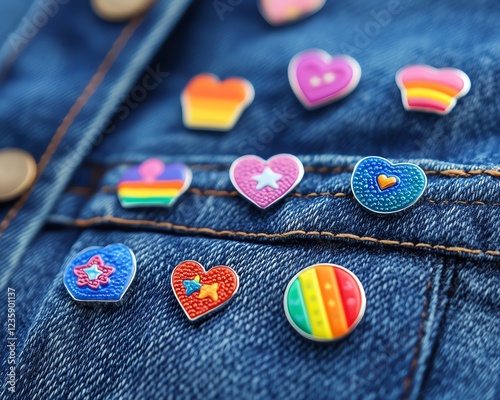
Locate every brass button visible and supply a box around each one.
[0,148,37,202]
[91,0,156,22]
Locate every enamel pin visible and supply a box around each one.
[351,156,427,215]
[171,261,239,321]
[181,73,254,131]
[117,158,192,208]
[396,65,471,115]
[259,0,326,26]
[63,244,136,304]
[289,49,361,109]
[229,154,304,209]
[284,263,366,342]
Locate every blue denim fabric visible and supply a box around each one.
[0,0,499,399]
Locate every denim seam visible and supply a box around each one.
[64,216,500,258]
[412,261,457,400]
[94,186,500,206]
[402,280,432,400]
[423,169,500,178]
[0,0,57,79]
[189,189,500,207]
[304,166,500,178]
[0,16,144,237]
[85,162,500,178]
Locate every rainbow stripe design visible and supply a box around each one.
[181,74,255,131]
[284,264,366,341]
[117,159,192,208]
[396,65,471,115]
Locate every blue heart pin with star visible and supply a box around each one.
[63,244,136,304]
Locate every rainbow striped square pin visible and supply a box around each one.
[117,159,192,208]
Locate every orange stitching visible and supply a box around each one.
[66,216,500,257]
[426,199,500,207]
[83,162,500,179]
[403,280,432,399]
[190,164,230,171]
[102,186,117,194]
[192,190,500,206]
[304,166,354,173]
[425,169,500,178]
[66,187,95,197]
[189,188,238,197]
[95,186,500,206]
[292,192,349,199]
[305,166,500,178]
[0,17,144,237]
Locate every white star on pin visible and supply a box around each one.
[253,167,282,190]
[83,264,103,281]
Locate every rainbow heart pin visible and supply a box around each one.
[171,260,239,321]
[117,159,192,208]
[289,49,361,109]
[396,65,471,115]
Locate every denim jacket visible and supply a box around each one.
[1,0,499,399]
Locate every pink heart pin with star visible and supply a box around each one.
[229,154,304,209]
[289,49,361,109]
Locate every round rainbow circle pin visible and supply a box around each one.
[284,263,366,342]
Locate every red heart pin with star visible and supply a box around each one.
[171,260,239,321]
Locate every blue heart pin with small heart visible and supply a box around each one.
[351,156,427,215]
[63,244,136,304]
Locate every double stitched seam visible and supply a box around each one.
[304,166,500,178]
[65,216,500,257]
[94,186,500,206]
[425,199,500,207]
[83,162,500,178]
[0,17,144,237]
[403,280,432,400]
[293,193,500,206]
[424,169,500,178]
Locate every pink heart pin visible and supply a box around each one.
[229,154,304,209]
[259,0,326,26]
[289,49,361,109]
